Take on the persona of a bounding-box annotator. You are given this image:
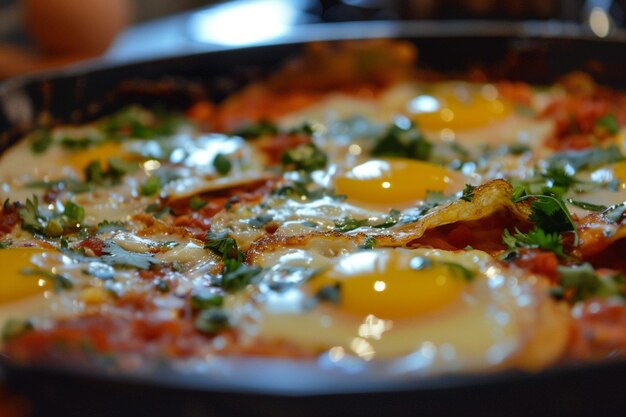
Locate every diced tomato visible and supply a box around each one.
[75,237,104,256]
[514,249,559,282]
[567,300,626,360]
[0,202,19,235]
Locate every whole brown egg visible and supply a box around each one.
[23,0,131,55]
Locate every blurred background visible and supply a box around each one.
[0,0,624,79]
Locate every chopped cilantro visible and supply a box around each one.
[60,135,102,150]
[416,190,455,216]
[189,197,207,211]
[145,203,171,219]
[22,267,73,291]
[2,319,34,342]
[0,240,12,249]
[507,143,531,155]
[100,241,161,270]
[18,196,85,237]
[18,195,44,235]
[596,114,620,135]
[85,158,138,186]
[372,209,402,229]
[512,186,578,244]
[194,308,230,334]
[191,288,224,310]
[204,231,244,268]
[548,145,623,171]
[25,178,92,194]
[460,184,476,202]
[213,153,232,176]
[30,129,52,154]
[63,201,85,223]
[231,120,278,139]
[272,180,339,201]
[502,227,564,257]
[566,199,607,212]
[556,263,626,303]
[359,236,377,250]
[371,122,433,161]
[221,264,262,293]
[248,214,274,228]
[281,143,328,172]
[410,256,475,281]
[334,217,369,232]
[315,282,341,304]
[288,123,314,136]
[95,220,128,234]
[140,176,161,196]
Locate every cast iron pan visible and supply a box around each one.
[1,21,625,417]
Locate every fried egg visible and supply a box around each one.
[245,247,569,373]
[333,158,463,209]
[0,247,58,338]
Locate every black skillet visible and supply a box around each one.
[0,21,625,417]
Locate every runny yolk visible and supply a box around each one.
[612,160,626,187]
[309,250,469,320]
[407,83,511,131]
[0,247,52,304]
[64,141,127,171]
[334,158,458,206]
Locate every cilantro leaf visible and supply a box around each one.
[566,199,607,212]
[18,195,45,235]
[221,264,262,293]
[410,256,475,281]
[334,217,369,232]
[213,153,232,176]
[596,114,620,135]
[359,236,376,250]
[502,227,564,257]
[248,214,274,228]
[30,129,53,154]
[95,220,128,234]
[315,282,342,304]
[513,189,578,245]
[189,197,207,211]
[194,308,230,334]
[63,201,85,223]
[548,145,624,171]
[529,195,576,235]
[191,288,224,310]
[556,263,626,303]
[140,176,161,196]
[100,241,161,270]
[21,267,73,292]
[231,120,278,139]
[2,320,34,342]
[371,122,433,161]
[372,209,401,229]
[460,184,476,202]
[281,143,328,172]
[204,231,244,268]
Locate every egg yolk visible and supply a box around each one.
[407,83,511,131]
[64,141,127,170]
[0,247,51,304]
[334,158,457,206]
[309,250,469,320]
[612,160,626,186]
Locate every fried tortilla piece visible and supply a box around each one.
[247,179,533,261]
